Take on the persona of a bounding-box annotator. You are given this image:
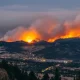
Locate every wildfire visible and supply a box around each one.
[1,17,80,43]
[47,23,80,42]
[21,28,41,43]
[3,26,80,43]
[22,28,80,43]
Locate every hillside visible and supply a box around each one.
[0,38,80,60]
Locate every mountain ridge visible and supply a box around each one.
[0,38,80,60]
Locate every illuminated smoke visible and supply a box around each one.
[1,16,80,43]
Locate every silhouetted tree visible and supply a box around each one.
[0,60,29,80]
[1,60,8,69]
[74,76,76,80]
[21,70,29,80]
[1,60,14,79]
[50,77,54,80]
[54,68,61,80]
[29,71,38,80]
[76,71,80,80]
[13,65,22,80]
[42,73,49,80]
[24,71,29,80]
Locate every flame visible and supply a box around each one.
[4,24,80,43]
[1,18,80,43]
[21,28,41,43]
[48,23,80,42]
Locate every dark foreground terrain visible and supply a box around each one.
[0,60,80,80]
[1,38,80,60]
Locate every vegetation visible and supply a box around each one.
[0,60,80,80]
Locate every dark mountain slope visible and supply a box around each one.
[33,38,80,60]
[1,38,80,60]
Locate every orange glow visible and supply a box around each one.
[7,39,13,42]
[3,20,80,43]
[48,23,80,42]
[21,28,41,43]
[26,39,33,43]
[6,25,80,43]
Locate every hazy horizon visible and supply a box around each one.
[1,0,80,42]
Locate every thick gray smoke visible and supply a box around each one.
[0,27,27,41]
[1,15,80,42]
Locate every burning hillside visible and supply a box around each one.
[1,16,80,43]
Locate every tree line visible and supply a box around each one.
[0,60,80,80]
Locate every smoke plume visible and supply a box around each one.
[1,16,80,43]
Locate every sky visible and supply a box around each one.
[1,0,80,9]
[0,0,80,37]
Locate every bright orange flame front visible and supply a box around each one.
[5,21,80,43]
[48,24,80,42]
[21,29,41,43]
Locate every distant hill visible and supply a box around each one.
[33,38,80,60]
[1,38,80,60]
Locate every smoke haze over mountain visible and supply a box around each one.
[1,14,80,42]
[1,0,80,41]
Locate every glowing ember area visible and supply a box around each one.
[1,17,80,43]
[47,22,80,42]
[22,29,41,43]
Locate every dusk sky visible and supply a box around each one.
[0,0,80,38]
[1,0,80,9]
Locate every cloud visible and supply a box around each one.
[0,5,80,38]
[0,26,27,41]
[1,15,80,42]
[0,5,29,11]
